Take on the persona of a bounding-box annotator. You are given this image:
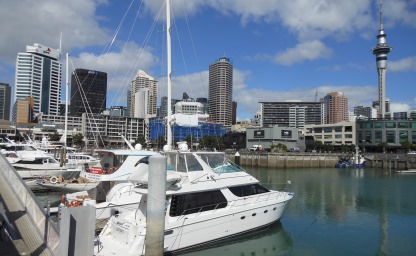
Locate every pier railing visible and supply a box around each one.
[0,154,60,255]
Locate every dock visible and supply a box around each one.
[0,154,59,255]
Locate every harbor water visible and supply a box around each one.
[34,167,416,255]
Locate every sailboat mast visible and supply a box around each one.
[64,53,69,147]
[166,0,172,150]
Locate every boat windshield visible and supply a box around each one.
[165,153,204,172]
[196,153,243,174]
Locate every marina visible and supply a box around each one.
[23,166,416,255]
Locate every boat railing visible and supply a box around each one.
[230,191,292,209]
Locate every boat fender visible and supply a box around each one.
[50,176,58,184]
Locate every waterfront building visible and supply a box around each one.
[14,43,62,116]
[410,110,416,119]
[246,126,305,151]
[356,119,416,152]
[209,57,233,128]
[0,83,11,120]
[130,70,157,118]
[196,97,209,115]
[303,121,356,146]
[372,1,392,119]
[70,69,107,116]
[260,101,323,128]
[393,112,407,119]
[103,106,128,117]
[354,106,377,119]
[232,101,237,125]
[12,97,34,124]
[321,92,348,124]
[150,118,227,144]
[159,96,180,117]
[40,112,144,148]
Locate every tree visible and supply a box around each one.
[72,133,85,149]
[134,135,146,147]
[377,141,389,153]
[49,131,61,142]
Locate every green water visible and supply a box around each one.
[181,167,416,256]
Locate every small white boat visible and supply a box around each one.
[11,155,80,179]
[396,169,416,174]
[36,175,100,193]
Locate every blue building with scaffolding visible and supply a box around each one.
[150,119,227,143]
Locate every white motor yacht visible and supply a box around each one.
[11,155,79,180]
[94,144,293,255]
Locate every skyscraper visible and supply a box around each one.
[70,68,107,116]
[14,43,62,116]
[130,70,157,118]
[209,57,233,128]
[0,83,11,120]
[321,92,349,124]
[372,0,392,119]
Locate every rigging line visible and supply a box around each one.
[171,10,194,98]
[183,7,208,98]
[110,2,164,109]
[106,0,145,108]
[70,58,104,148]
[104,0,136,54]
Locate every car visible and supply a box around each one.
[407,151,416,155]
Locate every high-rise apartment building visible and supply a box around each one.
[70,68,107,116]
[209,57,233,128]
[321,92,349,124]
[260,101,323,128]
[14,43,62,116]
[130,70,157,118]
[0,83,11,120]
[353,106,377,119]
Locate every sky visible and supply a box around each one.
[0,0,415,121]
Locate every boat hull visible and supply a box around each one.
[95,192,293,255]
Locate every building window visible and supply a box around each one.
[357,131,362,142]
[334,126,342,132]
[398,122,409,128]
[345,126,352,132]
[385,122,396,129]
[374,122,383,129]
[386,131,395,144]
[412,131,416,144]
[324,127,332,133]
[314,128,322,133]
[365,131,372,143]
[345,134,353,139]
[399,131,408,143]
[335,134,342,139]
[324,135,332,139]
[365,123,373,129]
[375,131,382,144]
[411,122,416,129]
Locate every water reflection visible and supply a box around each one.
[178,222,292,256]
[246,167,416,255]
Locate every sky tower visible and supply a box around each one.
[372,0,392,119]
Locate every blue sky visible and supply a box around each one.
[0,0,415,120]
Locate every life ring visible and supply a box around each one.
[50,176,58,184]
[71,200,79,207]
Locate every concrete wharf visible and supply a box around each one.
[0,154,59,255]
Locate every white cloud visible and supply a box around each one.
[274,40,333,65]
[390,103,410,113]
[389,57,416,72]
[0,0,110,65]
